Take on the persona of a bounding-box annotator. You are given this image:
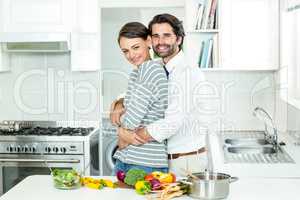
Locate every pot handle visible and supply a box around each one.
[229,176,239,183]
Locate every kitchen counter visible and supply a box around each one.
[1,175,300,200]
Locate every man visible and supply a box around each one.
[110,14,207,175]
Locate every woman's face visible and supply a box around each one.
[119,37,151,67]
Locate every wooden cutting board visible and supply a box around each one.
[115,181,133,189]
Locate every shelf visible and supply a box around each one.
[188,29,219,33]
[198,68,278,72]
[185,0,279,72]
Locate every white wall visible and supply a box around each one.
[0,53,275,129]
[287,104,300,131]
[0,53,100,121]
[196,72,275,132]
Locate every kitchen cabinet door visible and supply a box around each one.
[71,0,100,71]
[71,33,100,71]
[219,0,279,70]
[1,0,73,32]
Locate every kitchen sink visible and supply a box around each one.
[227,146,276,154]
[225,138,269,146]
[220,130,294,164]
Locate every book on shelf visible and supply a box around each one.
[208,0,218,29]
[198,36,218,69]
[191,2,199,30]
[212,34,219,67]
[197,41,205,67]
[201,0,213,29]
[194,0,218,30]
[195,3,204,30]
[199,40,208,68]
[205,39,213,68]
[199,39,213,68]
[209,50,213,68]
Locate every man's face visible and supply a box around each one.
[151,23,182,62]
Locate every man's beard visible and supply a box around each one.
[153,43,177,58]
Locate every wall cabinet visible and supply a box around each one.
[0,0,100,71]
[70,0,100,71]
[184,0,279,71]
[1,0,73,32]
[71,32,100,71]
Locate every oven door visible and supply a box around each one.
[0,154,84,195]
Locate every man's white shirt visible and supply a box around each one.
[147,51,207,154]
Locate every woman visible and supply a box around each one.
[111,22,168,174]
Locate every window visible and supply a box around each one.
[281,0,300,108]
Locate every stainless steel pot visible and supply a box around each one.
[182,172,238,199]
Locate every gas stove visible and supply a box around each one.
[0,121,98,154]
[0,120,100,195]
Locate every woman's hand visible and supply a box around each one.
[109,98,125,126]
[117,127,147,145]
[117,138,129,150]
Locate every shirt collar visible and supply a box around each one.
[165,50,184,74]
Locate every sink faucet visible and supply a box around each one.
[253,107,278,152]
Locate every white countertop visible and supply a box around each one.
[1,175,300,200]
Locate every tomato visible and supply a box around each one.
[144,174,155,182]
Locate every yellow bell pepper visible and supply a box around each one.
[86,182,103,189]
[159,173,173,183]
[151,171,176,183]
[98,179,114,188]
[135,181,151,195]
[82,177,116,189]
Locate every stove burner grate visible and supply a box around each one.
[0,127,94,136]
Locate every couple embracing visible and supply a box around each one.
[109,13,207,176]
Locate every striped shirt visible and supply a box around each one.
[113,60,168,168]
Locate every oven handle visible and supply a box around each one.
[0,158,80,163]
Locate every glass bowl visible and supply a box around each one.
[51,169,81,190]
